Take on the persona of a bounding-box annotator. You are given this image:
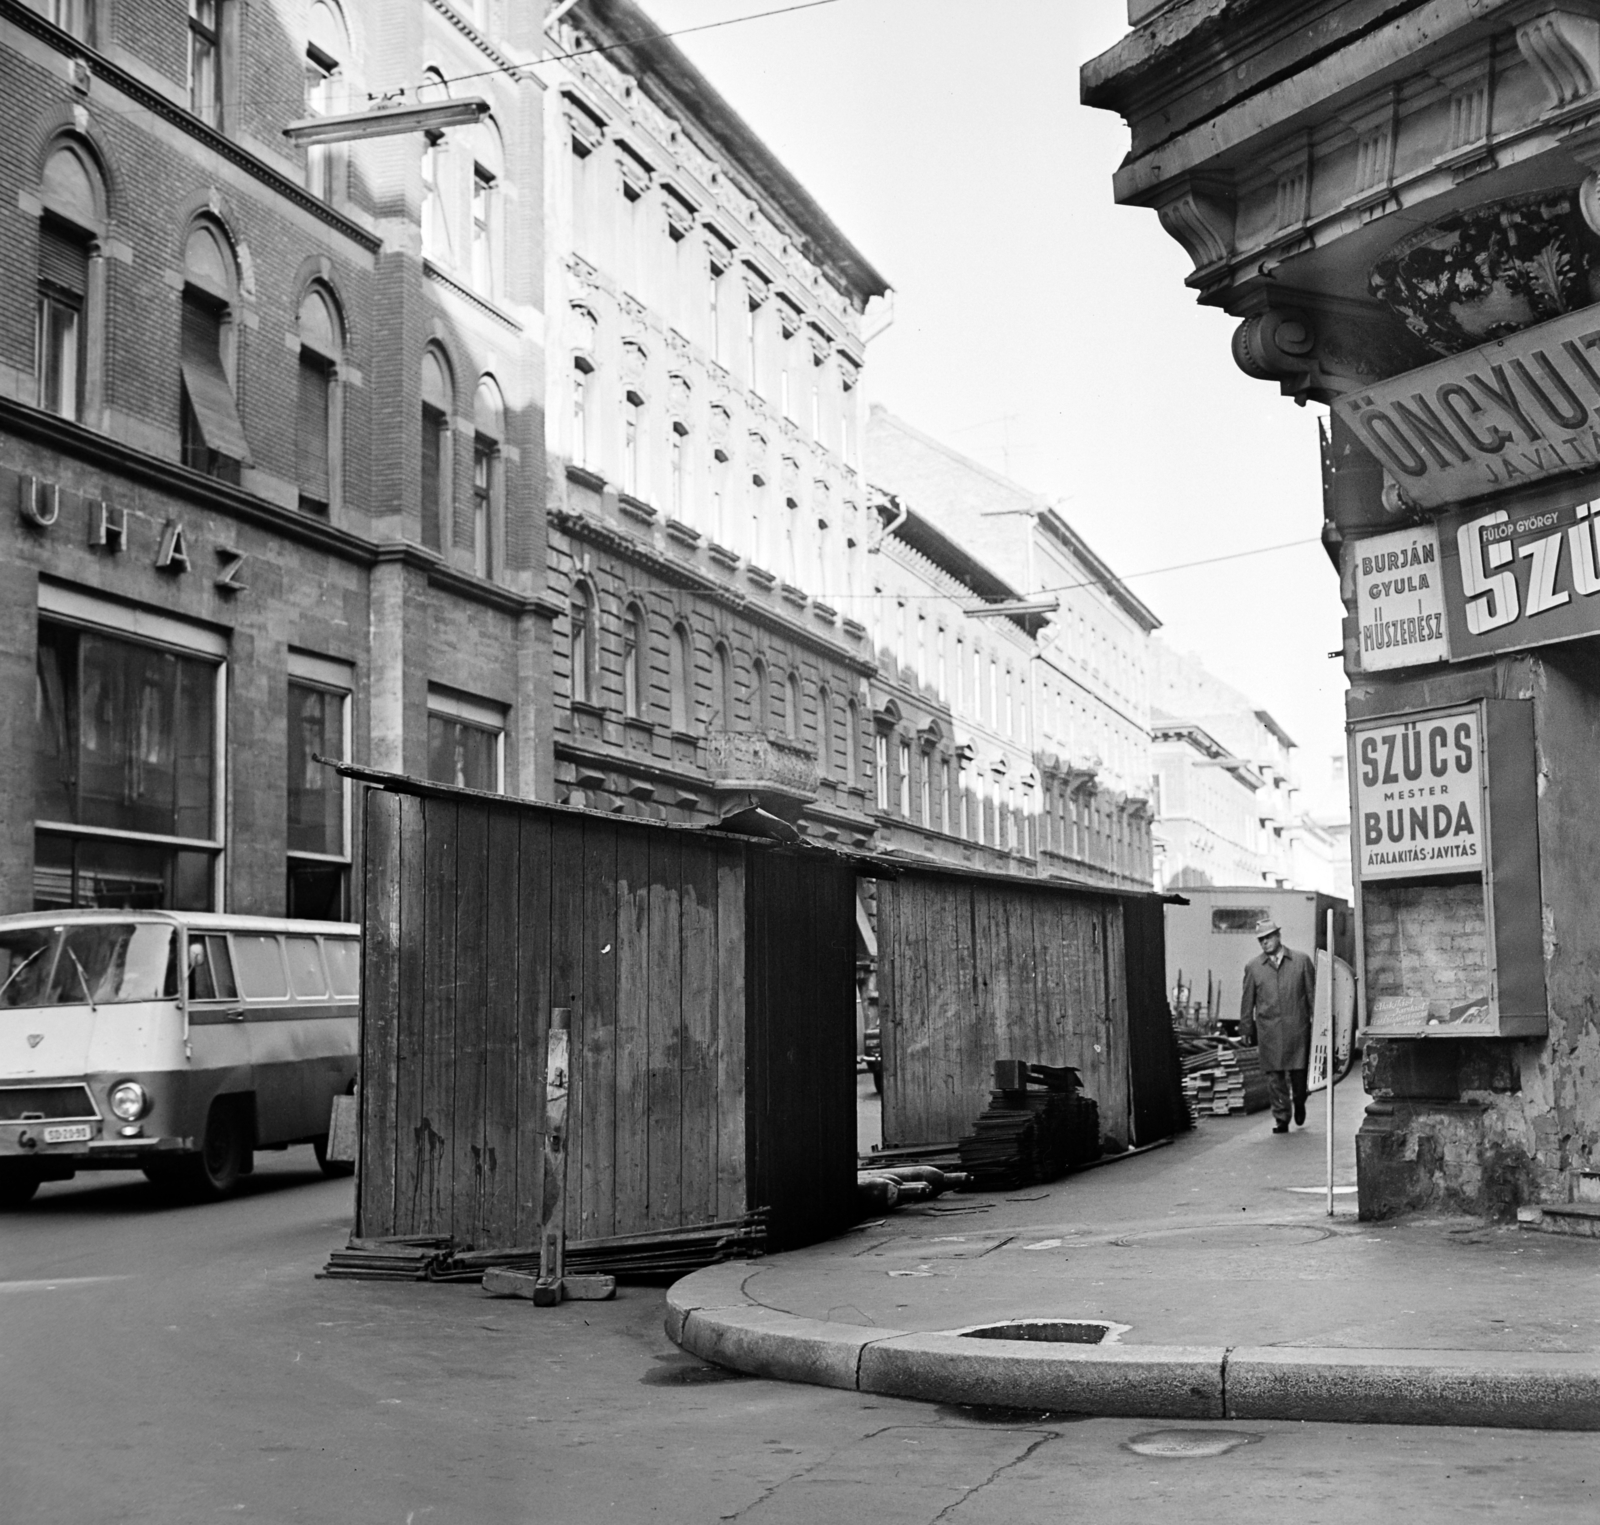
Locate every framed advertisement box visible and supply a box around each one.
[1349,699,1545,1040]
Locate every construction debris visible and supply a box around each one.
[1181,1044,1271,1119]
[856,1163,969,1212]
[957,1061,1102,1191]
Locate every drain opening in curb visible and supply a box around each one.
[1124,1430,1262,1458]
[958,1319,1115,1344]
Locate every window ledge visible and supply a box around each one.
[566,463,606,492]
[618,493,657,525]
[622,714,657,735]
[570,699,608,720]
[664,517,701,547]
[707,541,741,568]
[780,582,808,608]
[746,564,777,590]
[842,617,867,639]
[812,601,838,625]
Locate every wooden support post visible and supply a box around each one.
[536,1007,571,1306]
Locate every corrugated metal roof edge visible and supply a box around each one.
[327,759,902,877]
[880,853,1178,905]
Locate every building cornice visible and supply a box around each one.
[1,0,381,254]
[550,504,878,675]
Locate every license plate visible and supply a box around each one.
[42,1124,91,1144]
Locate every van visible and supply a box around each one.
[0,911,359,1205]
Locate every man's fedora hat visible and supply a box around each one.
[1255,918,1282,939]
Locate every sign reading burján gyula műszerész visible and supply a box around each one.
[1352,523,1450,670]
[1333,307,1600,510]
[1352,708,1483,880]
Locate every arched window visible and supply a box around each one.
[179,218,248,481]
[751,656,768,732]
[670,623,692,732]
[569,580,596,705]
[296,284,343,515]
[818,686,833,778]
[35,139,105,424]
[420,344,454,551]
[418,69,453,263]
[898,738,912,817]
[305,2,351,202]
[471,117,504,297]
[846,698,860,788]
[711,642,732,729]
[669,420,689,523]
[472,375,505,579]
[622,389,645,500]
[785,671,801,740]
[572,354,594,468]
[622,602,646,719]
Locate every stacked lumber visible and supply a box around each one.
[956,1061,1102,1191]
[319,1213,767,1284]
[319,1235,453,1281]
[862,1142,962,1173]
[1180,1045,1272,1117]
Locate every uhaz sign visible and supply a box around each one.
[1334,307,1600,509]
[1440,483,1600,659]
[1352,708,1483,880]
[1352,524,1449,671]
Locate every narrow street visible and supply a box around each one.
[3,1131,1595,1524]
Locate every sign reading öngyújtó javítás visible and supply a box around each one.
[1351,523,1450,670]
[1333,307,1600,510]
[1352,708,1483,880]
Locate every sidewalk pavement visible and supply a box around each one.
[669,1074,1600,1429]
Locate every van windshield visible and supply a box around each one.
[0,923,178,1008]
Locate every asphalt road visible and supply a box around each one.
[2,1126,1596,1524]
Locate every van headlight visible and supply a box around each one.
[109,1082,149,1122]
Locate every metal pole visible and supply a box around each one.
[1326,909,1335,1217]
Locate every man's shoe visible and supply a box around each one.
[1294,1100,1307,1126]
[1272,1122,1289,1134]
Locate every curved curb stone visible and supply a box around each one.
[666,1267,1600,1430]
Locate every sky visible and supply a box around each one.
[641,0,1351,813]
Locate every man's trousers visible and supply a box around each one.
[1266,1067,1309,1125]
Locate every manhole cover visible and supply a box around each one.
[1112,1223,1332,1250]
[959,1320,1113,1345]
[1124,1429,1261,1458]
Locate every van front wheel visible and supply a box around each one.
[157,1103,249,1202]
[0,1163,41,1208]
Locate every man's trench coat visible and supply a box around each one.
[1239,948,1316,1070]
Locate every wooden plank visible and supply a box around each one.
[951,880,981,1139]
[358,788,401,1238]
[451,804,490,1245]
[612,821,651,1236]
[578,819,619,1240]
[742,847,767,1225]
[546,815,586,1236]
[647,830,684,1229]
[1104,902,1132,1144]
[416,797,458,1237]
[514,811,552,1247]
[479,806,521,1249]
[896,874,930,1145]
[678,838,719,1225]
[876,878,899,1144]
[392,793,427,1236]
[714,849,746,1221]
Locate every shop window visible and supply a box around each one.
[34,616,222,911]
[189,0,223,126]
[420,344,453,551]
[286,668,349,922]
[426,689,504,793]
[179,220,247,483]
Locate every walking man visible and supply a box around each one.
[1239,918,1316,1134]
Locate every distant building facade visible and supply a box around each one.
[866,408,1158,890]
[1,0,551,920]
[542,0,887,841]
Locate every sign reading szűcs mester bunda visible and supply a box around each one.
[1333,306,1600,509]
[1352,708,1483,880]
[1352,524,1450,670]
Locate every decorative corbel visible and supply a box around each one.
[1516,10,1600,113]
[1152,173,1235,289]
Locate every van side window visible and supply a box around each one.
[188,934,238,1001]
[285,936,327,998]
[232,935,289,999]
[323,938,358,998]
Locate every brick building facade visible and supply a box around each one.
[1,0,553,920]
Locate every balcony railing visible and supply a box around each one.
[707,730,818,800]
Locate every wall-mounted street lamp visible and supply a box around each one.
[283,97,490,146]
[963,596,1061,619]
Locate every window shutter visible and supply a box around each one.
[38,221,89,295]
[297,353,331,505]
[179,293,251,465]
[420,405,443,550]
